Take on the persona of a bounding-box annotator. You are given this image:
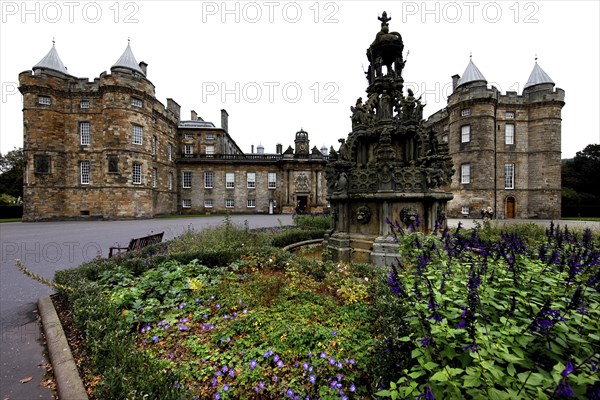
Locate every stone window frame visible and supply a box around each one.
[247,199,256,208]
[206,133,215,140]
[132,124,143,145]
[152,168,158,188]
[80,160,91,185]
[505,111,515,119]
[168,172,173,191]
[182,171,192,189]
[505,124,515,145]
[460,163,471,184]
[460,125,471,143]
[204,199,213,208]
[184,132,194,140]
[225,199,235,208]
[168,143,173,161]
[131,97,143,108]
[107,155,119,173]
[461,108,471,117]
[152,135,158,157]
[204,171,214,189]
[268,172,277,189]
[442,134,449,143]
[504,163,515,189]
[247,172,256,189]
[184,144,194,156]
[80,121,90,146]
[182,199,192,208]
[132,163,142,185]
[38,95,51,105]
[34,155,51,174]
[206,145,215,156]
[461,206,470,215]
[79,100,90,109]
[226,172,235,189]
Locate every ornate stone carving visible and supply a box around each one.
[295,173,309,192]
[356,205,372,224]
[400,207,418,227]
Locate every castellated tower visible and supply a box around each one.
[426,58,565,219]
[19,41,180,220]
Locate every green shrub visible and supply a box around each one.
[293,214,331,230]
[268,228,326,248]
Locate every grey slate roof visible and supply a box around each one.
[33,43,69,74]
[112,43,145,75]
[524,62,554,89]
[456,59,487,87]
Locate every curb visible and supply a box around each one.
[38,296,89,400]
[282,238,324,252]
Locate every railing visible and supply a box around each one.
[179,154,329,161]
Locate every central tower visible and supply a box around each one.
[325,12,454,265]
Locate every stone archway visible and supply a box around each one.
[506,196,516,219]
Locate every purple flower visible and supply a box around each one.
[350,384,356,392]
[215,393,220,400]
[273,374,278,382]
[277,360,284,368]
[259,381,265,389]
[250,360,257,370]
[332,330,337,336]
[229,369,235,377]
[222,365,229,373]
[309,374,316,383]
[320,352,327,359]
[303,362,309,370]
[562,360,574,377]
[274,354,280,362]
[418,337,431,347]
[152,335,159,344]
[223,384,229,391]
[179,325,188,331]
[557,380,574,397]
[287,388,295,398]
[329,357,336,365]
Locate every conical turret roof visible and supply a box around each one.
[33,41,69,74]
[112,42,145,75]
[456,58,487,87]
[524,61,554,89]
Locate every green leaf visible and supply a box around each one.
[507,363,516,377]
[430,371,449,382]
[463,374,481,388]
[375,390,391,397]
[422,361,438,371]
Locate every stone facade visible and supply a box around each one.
[19,44,328,221]
[426,71,565,219]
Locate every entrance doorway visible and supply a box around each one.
[296,196,308,214]
[506,197,516,219]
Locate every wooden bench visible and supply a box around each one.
[108,232,164,258]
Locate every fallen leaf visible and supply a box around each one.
[19,376,33,384]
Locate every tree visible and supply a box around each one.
[562,144,600,197]
[0,148,24,202]
[562,144,600,217]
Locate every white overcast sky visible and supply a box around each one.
[1,0,598,158]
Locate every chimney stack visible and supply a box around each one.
[221,109,229,132]
[139,61,148,76]
[251,145,254,153]
[276,143,283,154]
[191,110,197,121]
[452,74,460,92]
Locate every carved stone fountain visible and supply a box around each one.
[324,12,454,265]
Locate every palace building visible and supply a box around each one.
[425,58,565,219]
[19,42,329,221]
[19,41,563,221]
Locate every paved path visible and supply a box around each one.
[0,214,291,400]
[1,215,597,399]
